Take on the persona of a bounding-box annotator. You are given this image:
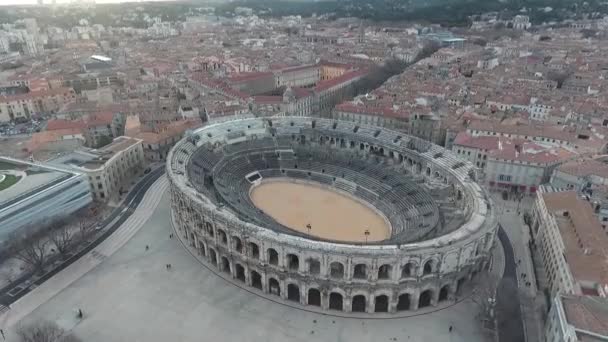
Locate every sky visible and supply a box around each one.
[0,0,175,5]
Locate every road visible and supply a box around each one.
[0,166,165,309]
[496,226,525,342]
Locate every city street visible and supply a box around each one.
[491,192,544,342]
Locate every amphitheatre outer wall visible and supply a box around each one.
[167,116,498,314]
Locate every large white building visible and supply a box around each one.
[49,137,145,202]
[531,187,608,299]
[0,157,92,242]
[545,294,608,342]
[485,139,575,194]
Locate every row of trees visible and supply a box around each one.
[350,41,441,97]
[17,321,81,342]
[3,206,100,276]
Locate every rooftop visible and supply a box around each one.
[542,191,608,290]
[49,137,142,171]
[0,157,77,210]
[488,138,575,165]
[561,295,608,341]
[557,158,608,179]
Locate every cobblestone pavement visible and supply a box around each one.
[10,192,491,342]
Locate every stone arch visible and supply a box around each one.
[329,292,343,311]
[232,236,243,253]
[286,253,299,271]
[308,288,321,306]
[287,283,300,302]
[251,270,262,290]
[329,261,344,279]
[353,264,367,279]
[249,242,260,259]
[439,284,450,302]
[209,248,218,266]
[307,258,320,275]
[378,264,392,280]
[457,277,466,294]
[267,248,279,265]
[374,294,389,312]
[419,289,433,308]
[200,242,207,257]
[205,222,214,236]
[218,229,228,245]
[221,256,231,274]
[397,293,411,311]
[235,263,246,282]
[268,278,280,296]
[351,294,367,312]
[422,259,436,275]
[426,166,431,176]
[401,262,415,278]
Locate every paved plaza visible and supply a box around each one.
[8,187,489,342]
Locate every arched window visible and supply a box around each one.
[352,295,366,312]
[423,260,434,275]
[232,236,243,253]
[249,242,260,259]
[374,295,389,312]
[287,284,300,302]
[401,263,414,278]
[308,258,320,275]
[329,262,344,279]
[353,264,367,279]
[286,254,299,271]
[268,278,280,296]
[378,264,392,280]
[267,248,279,265]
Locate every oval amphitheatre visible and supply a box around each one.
[167,116,498,314]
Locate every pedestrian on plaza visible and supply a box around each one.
[166,264,169,270]
[77,309,83,319]
[145,245,149,251]
[1,328,5,340]
[168,264,172,270]
[169,233,173,239]
[449,326,453,333]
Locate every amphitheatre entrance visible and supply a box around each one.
[250,180,390,242]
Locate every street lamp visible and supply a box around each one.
[306,223,312,236]
[364,229,370,244]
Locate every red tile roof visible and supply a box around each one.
[228,71,273,83]
[334,103,409,119]
[488,138,575,164]
[46,119,86,131]
[453,132,500,151]
[86,111,114,127]
[0,87,74,102]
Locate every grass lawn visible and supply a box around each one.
[0,174,20,191]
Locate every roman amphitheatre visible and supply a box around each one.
[167,116,498,314]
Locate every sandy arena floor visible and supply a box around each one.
[250,181,390,242]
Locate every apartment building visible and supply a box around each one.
[531,188,608,299]
[50,137,145,202]
[545,294,608,342]
[0,87,76,122]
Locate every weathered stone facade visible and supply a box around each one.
[167,117,498,314]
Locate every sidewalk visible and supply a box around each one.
[0,176,169,331]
